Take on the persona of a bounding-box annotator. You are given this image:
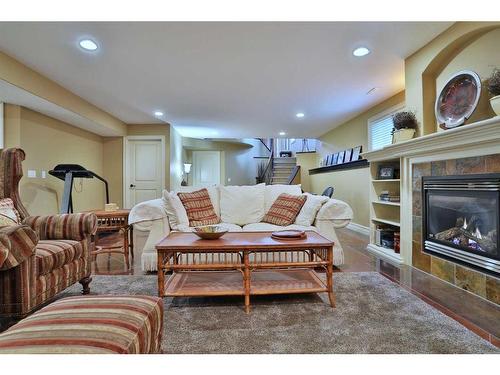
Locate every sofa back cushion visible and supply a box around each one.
[262,193,307,226]
[220,183,265,225]
[177,188,220,227]
[295,193,329,226]
[264,184,302,212]
[163,191,190,230]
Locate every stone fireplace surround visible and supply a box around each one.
[364,116,500,305]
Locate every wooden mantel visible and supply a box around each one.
[362,116,500,267]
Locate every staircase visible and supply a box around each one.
[271,157,297,184]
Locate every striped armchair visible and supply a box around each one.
[0,148,97,320]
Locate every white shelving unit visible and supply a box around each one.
[367,158,403,265]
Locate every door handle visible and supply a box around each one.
[129,184,136,189]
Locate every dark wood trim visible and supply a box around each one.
[308,159,369,175]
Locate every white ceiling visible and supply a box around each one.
[0,22,452,138]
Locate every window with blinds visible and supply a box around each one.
[368,104,405,151]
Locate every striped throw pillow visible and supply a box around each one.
[262,193,307,226]
[177,188,220,227]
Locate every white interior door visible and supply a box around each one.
[192,151,221,187]
[125,139,164,208]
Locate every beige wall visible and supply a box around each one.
[307,92,405,227]
[295,152,317,193]
[169,127,184,191]
[102,137,123,207]
[4,106,106,215]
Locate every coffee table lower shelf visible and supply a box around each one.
[163,269,327,298]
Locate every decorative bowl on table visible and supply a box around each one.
[193,225,228,240]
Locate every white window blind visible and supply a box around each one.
[368,103,405,151]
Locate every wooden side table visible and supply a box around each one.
[89,209,133,269]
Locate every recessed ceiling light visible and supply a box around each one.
[353,47,370,57]
[154,111,164,117]
[296,113,305,118]
[79,39,98,51]
[279,131,286,136]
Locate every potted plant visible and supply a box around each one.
[487,68,500,116]
[391,111,418,143]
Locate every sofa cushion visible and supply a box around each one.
[242,222,317,232]
[36,240,83,276]
[220,183,265,225]
[262,193,306,226]
[163,190,190,230]
[0,295,163,354]
[177,188,220,227]
[295,193,329,226]
[174,222,243,233]
[177,185,220,217]
[264,184,302,212]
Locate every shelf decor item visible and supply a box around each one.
[378,165,395,180]
[337,151,345,164]
[344,148,352,163]
[391,111,417,143]
[435,70,482,130]
[351,145,362,161]
[487,68,500,116]
[332,153,339,165]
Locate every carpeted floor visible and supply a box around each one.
[61,272,499,354]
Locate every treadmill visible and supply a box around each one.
[49,164,109,214]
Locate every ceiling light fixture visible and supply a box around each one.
[154,111,164,117]
[295,113,305,118]
[279,131,286,136]
[79,39,98,51]
[353,47,370,57]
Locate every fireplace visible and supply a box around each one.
[423,174,500,276]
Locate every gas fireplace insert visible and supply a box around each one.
[422,173,500,276]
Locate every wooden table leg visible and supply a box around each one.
[123,227,130,269]
[243,251,250,313]
[157,251,165,297]
[326,246,336,308]
[129,225,134,260]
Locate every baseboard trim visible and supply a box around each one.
[346,222,370,236]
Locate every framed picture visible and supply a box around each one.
[344,148,352,163]
[332,153,339,165]
[351,145,362,161]
[378,165,395,179]
[337,151,345,164]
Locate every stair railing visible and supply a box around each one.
[262,138,274,185]
[286,165,301,185]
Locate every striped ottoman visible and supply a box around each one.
[0,295,163,354]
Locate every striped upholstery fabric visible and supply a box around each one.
[177,188,220,227]
[0,224,38,271]
[0,295,164,354]
[262,193,307,226]
[24,213,98,241]
[0,149,29,220]
[36,240,84,276]
[0,149,98,319]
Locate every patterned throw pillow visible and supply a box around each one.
[177,188,221,227]
[262,193,307,226]
[0,198,21,227]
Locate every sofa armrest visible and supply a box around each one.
[129,198,167,226]
[23,213,97,241]
[0,224,38,270]
[315,198,353,227]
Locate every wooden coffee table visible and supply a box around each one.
[156,231,335,313]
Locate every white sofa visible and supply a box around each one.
[129,184,353,271]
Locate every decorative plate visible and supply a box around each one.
[271,230,306,240]
[435,70,481,129]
